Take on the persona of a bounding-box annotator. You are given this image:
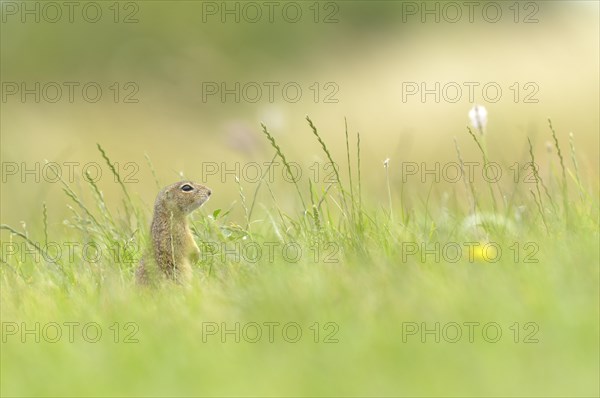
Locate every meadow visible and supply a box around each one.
[1,115,598,397]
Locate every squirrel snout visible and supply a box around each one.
[207,189,212,197]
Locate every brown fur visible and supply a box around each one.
[136,181,211,285]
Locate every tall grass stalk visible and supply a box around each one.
[466,126,498,213]
[548,119,569,227]
[235,176,250,232]
[84,169,116,229]
[384,159,393,223]
[144,153,162,190]
[344,117,356,222]
[260,123,307,211]
[97,143,135,224]
[247,153,278,223]
[527,138,549,233]
[530,189,549,234]
[528,139,557,214]
[42,202,48,246]
[453,136,478,215]
[568,132,585,201]
[306,116,350,221]
[357,132,363,231]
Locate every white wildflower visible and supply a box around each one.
[468,104,488,132]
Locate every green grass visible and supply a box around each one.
[1,118,599,397]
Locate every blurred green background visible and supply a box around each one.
[1,0,598,226]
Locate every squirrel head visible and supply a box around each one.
[159,181,212,216]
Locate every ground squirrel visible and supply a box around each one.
[136,181,211,285]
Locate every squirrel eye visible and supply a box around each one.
[181,184,194,192]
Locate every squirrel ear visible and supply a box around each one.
[165,190,171,199]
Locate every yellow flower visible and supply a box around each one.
[467,242,499,263]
